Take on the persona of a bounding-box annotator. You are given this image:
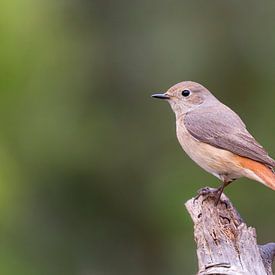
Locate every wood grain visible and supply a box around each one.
[185,187,275,275]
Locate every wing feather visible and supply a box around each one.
[184,105,275,167]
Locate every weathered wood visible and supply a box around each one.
[185,187,275,275]
[259,243,275,275]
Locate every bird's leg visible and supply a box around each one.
[194,186,225,203]
[214,182,227,206]
[214,179,234,206]
[194,179,235,206]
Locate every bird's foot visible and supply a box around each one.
[194,186,219,199]
[194,186,226,206]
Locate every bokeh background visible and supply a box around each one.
[0,0,274,274]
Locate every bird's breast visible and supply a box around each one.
[176,117,244,179]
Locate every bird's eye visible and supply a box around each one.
[181,90,191,97]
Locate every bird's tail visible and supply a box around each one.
[237,156,275,190]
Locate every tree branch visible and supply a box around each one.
[185,187,275,275]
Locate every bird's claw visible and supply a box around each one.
[193,186,226,206]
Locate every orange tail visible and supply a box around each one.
[237,156,275,190]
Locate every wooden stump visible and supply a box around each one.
[185,187,275,275]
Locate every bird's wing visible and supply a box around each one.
[184,105,275,167]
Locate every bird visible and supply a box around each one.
[152,81,275,203]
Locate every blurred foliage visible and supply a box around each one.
[0,0,274,274]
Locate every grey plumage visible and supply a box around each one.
[152,80,275,191]
[185,103,275,168]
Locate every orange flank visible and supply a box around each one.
[236,155,275,190]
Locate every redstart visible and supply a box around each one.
[152,81,275,202]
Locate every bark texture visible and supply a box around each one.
[185,187,275,275]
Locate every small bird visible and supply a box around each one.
[152,81,275,202]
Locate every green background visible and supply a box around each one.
[0,0,274,274]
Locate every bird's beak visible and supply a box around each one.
[151,93,170,100]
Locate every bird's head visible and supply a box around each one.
[152,81,215,118]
